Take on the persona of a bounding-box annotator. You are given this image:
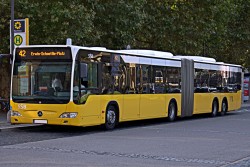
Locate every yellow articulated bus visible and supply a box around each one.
[10,45,242,129]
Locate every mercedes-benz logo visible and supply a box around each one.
[37,111,43,117]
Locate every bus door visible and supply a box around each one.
[140,66,166,118]
[74,51,103,124]
[122,64,140,120]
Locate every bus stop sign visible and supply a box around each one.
[10,18,29,49]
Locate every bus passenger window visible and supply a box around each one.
[102,65,112,94]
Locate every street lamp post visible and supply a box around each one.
[7,0,14,123]
[10,0,14,55]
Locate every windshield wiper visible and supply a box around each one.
[13,99,32,103]
[13,96,68,104]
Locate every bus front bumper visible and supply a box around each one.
[11,116,82,126]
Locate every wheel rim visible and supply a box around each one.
[212,102,217,116]
[222,102,227,113]
[169,103,175,120]
[107,109,116,125]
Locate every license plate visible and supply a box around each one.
[33,119,48,124]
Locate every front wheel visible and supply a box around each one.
[168,101,177,122]
[105,105,118,130]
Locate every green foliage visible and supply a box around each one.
[0,0,11,53]
[92,0,147,49]
[0,0,249,68]
[15,0,96,46]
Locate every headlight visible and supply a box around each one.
[59,112,78,118]
[11,111,22,116]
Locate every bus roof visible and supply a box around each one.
[175,55,242,69]
[175,55,216,63]
[15,45,241,69]
[118,49,174,59]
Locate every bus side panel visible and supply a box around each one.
[99,94,124,122]
[223,91,242,111]
[122,94,140,121]
[67,95,101,126]
[225,93,235,111]
[194,93,214,114]
[140,94,166,119]
[235,91,242,110]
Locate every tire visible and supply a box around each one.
[105,105,118,130]
[168,101,177,122]
[211,100,218,117]
[221,100,228,116]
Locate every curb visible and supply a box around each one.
[0,124,41,132]
[241,105,250,109]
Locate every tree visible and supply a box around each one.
[92,0,146,49]
[0,0,249,69]
[15,0,96,46]
[225,0,250,68]
[0,0,11,54]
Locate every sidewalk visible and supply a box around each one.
[0,111,38,131]
[0,101,250,132]
[242,100,250,109]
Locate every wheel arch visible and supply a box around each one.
[106,101,120,123]
[213,97,219,108]
[169,98,177,107]
[211,97,219,117]
[221,97,228,113]
[169,98,178,115]
[222,97,228,104]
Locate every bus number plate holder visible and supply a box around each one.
[33,120,48,124]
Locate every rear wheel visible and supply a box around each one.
[221,100,228,116]
[105,105,118,130]
[211,100,218,117]
[168,101,177,122]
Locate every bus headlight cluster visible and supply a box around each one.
[11,111,22,117]
[59,112,78,118]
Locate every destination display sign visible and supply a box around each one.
[15,47,72,60]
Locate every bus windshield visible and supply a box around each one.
[12,60,72,104]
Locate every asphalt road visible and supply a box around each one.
[0,107,250,167]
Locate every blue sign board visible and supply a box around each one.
[14,20,25,33]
